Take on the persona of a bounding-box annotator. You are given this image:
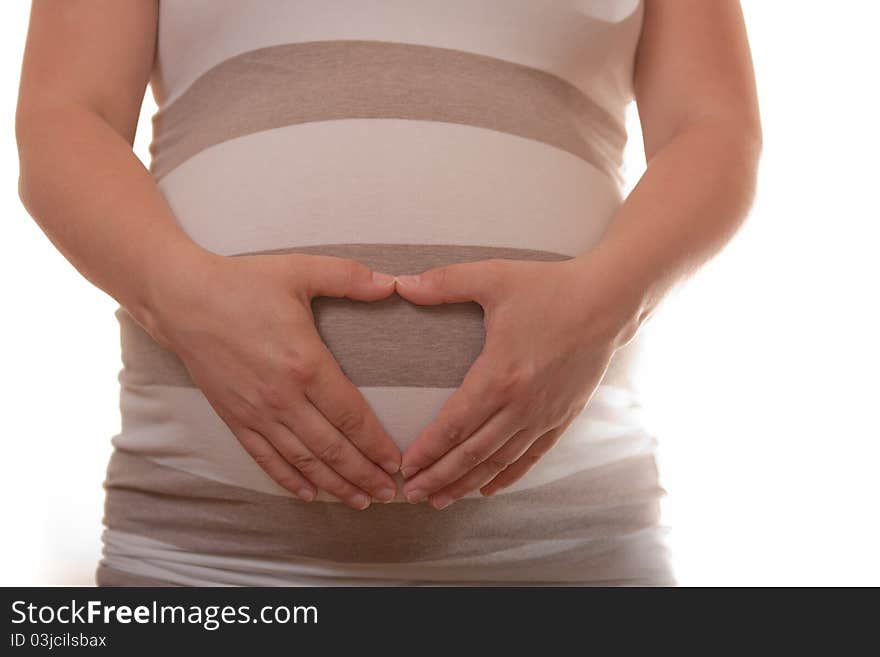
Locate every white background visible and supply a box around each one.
[1,2,878,586]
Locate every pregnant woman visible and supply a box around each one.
[16,1,760,586]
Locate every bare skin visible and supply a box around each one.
[15,0,401,510]
[396,0,763,508]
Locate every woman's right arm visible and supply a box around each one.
[16,0,401,509]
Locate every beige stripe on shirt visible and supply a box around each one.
[117,243,639,390]
[103,450,665,566]
[149,40,624,181]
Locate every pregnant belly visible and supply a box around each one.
[112,242,653,504]
[113,120,650,500]
[118,242,565,422]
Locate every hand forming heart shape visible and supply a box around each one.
[392,254,640,509]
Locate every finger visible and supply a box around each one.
[401,406,522,503]
[480,425,567,497]
[231,424,317,502]
[284,399,398,503]
[300,255,396,301]
[399,352,503,479]
[426,426,541,509]
[261,420,375,510]
[395,259,499,306]
[304,345,401,476]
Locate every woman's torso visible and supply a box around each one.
[98,0,673,586]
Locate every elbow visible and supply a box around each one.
[16,171,42,224]
[16,161,34,220]
[743,116,763,174]
[740,117,763,208]
[15,104,57,218]
[709,113,763,210]
[17,173,29,216]
[16,151,39,219]
[15,107,37,215]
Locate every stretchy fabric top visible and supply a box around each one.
[98,0,674,586]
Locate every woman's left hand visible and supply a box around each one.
[394,255,640,509]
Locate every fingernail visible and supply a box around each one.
[396,274,421,287]
[352,493,371,510]
[372,271,395,286]
[400,466,420,479]
[431,494,453,510]
[382,460,400,475]
[376,487,396,503]
[405,489,425,504]
[298,488,315,502]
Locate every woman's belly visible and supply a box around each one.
[100,117,673,585]
[112,118,656,501]
[113,245,654,502]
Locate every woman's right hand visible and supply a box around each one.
[136,248,402,510]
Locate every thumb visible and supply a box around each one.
[299,255,396,301]
[395,260,494,306]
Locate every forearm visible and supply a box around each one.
[16,103,215,333]
[574,117,762,347]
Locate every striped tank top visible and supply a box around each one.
[97,0,674,586]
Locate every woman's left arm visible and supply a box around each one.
[395,0,762,508]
